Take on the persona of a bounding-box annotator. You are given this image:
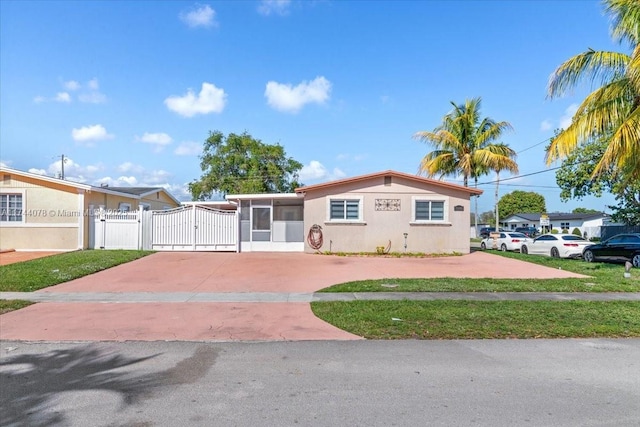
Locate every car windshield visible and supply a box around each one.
[561,235,586,241]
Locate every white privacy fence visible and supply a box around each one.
[89,205,238,251]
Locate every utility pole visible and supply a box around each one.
[60,154,66,180]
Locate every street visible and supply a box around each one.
[2,339,639,426]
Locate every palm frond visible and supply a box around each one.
[606,0,640,46]
[547,50,631,98]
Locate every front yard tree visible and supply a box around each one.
[189,131,303,200]
[413,97,515,231]
[498,191,546,220]
[546,0,640,184]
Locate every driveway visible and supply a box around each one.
[0,251,586,342]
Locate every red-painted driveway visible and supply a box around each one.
[1,251,586,342]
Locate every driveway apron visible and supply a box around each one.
[0,251,586,342]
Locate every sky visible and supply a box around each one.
[0,0,627,214]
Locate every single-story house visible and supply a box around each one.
[228,170,483,254]
[501,212,609,239]
[0,166,180,251]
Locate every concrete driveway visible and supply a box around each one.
[0,251,586,342]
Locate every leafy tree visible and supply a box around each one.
[478,210,495,225]
[546,0,640,183]
[572,208,600,214]
[497,191,546,220]
[554,135,640,224]
[413,97,516,229]
[189,131,303,200]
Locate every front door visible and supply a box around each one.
[252,206,271,242]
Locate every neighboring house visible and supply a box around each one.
[0,166,180,251]
[294,170,482,254]
[501,212,609,239]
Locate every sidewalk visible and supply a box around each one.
[3,291,640,302]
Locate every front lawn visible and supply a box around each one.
[311,300,640,339]
[0,250,154,292]
[319,250,640,293]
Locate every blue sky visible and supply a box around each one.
[0,0,624,214]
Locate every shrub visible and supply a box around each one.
[551,228,559,234]
[572,227,582,236]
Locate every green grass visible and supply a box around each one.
[0,300,34,314]
[0,250,154,292]
[311,300,640,339]
[319,250,640,293]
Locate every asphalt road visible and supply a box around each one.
[2,339,639,427]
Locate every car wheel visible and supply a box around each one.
[551,247,560,258]
[480,242,486,250]
[583,249,594,263]
[633,254,640,268]
[521,245,528,255]
[500,243,507,252]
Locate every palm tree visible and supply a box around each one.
[413,97,515,230]
[546,0,640,180]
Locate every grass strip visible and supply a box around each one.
[311,300,640,339]
[320,251,640,293]
[0,300,34,314]
[0,250,154,292]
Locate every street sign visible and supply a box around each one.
[540,214,550,226]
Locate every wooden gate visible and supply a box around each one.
[150,205,237,251]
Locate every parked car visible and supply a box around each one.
[515,226,539,238]
[480,232,531,252]
[520,233,594,259]
[582,233,640,267]
[479,227,506,239]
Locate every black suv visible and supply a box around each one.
[515,227,538,237]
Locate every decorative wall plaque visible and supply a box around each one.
[454,205,464,212]
[375,199,401,211]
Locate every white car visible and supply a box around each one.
[480,232,531,252]
[520,233,594,259]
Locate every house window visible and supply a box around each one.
[330,199,360,220]
[414,200,445,221]
[0,194,23,222]
[560,222,570,230]
[118,202,132,212]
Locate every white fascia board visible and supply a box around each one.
[225,193,301,201]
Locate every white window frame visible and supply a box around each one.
[410,196,450,225]
[0,191,25,223]
[326,195,365,224]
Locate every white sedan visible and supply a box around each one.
[480,232,531,252]
[520,234,594,259]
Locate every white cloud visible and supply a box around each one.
[180,4,217,28]
[28,168,47,175]
[136,132,173,152]
[174,141,201,156]
[64,80,80,91]
[55,92,71,103]
[33,96,46,104]
[336,153,366,162]
[71,124,114,144]
[265,76,331,113]
[164,82,227,117]
[0,160,12,168]
[299,160,345,182]
[117,162,145,174]
[560,103,579,130]
[43,157,102,182]
[257,0,291,16]
[540,119,552,132]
